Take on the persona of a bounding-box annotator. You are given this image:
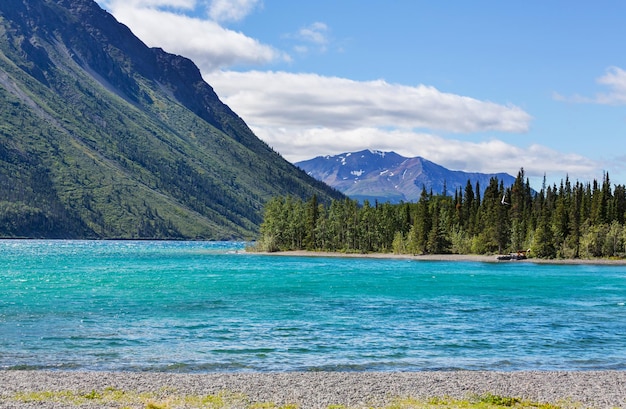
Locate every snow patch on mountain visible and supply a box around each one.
[296,149,516,203]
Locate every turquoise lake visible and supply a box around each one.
[1,240,625,372]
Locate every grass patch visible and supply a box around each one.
[388,394,580,409]
[3,389,582,409]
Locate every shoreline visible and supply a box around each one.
[1,370,625,408]
[254,250,626,265]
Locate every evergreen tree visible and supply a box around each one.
[304,194,319,250]
[256,170,626,260]
[612,184,626,224]
[413,187,431,254]
[532,197,556,258]
[462,179,474,231]
[476,178,503,253]
[509,168,530,251]
[552,179,570,257]
[427,198,451,254]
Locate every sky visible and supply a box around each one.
[95,0,626,189]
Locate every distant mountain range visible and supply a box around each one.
[0,0,343,239]
[296,150,516,203]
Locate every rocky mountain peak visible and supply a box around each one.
[297,150,515,203]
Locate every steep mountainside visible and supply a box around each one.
[296,150,515,203]
[0,0,343,239]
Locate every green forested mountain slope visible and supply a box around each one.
[0,0,343,239]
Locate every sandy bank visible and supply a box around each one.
[1,370,625,408]
[254,250,626,265]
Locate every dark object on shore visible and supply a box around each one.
[497,249,530,261]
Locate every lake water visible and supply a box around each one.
[1,240,625,372]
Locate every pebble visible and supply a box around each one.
[0,370,625,408]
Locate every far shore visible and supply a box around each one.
[253,250,626,265]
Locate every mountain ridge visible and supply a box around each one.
[0,0,343,239]
[296,150,516,203]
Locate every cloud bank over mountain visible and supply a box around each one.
[97,0,610,186]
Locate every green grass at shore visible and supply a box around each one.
[3,388,587,409]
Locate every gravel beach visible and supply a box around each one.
[1,370,625,408]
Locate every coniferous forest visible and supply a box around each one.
[256,169,626,259]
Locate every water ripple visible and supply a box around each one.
[1,240,625,372]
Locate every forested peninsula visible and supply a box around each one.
[255,169,626,260]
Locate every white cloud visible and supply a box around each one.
[206,71,531,133]
[298,22,329,45]
[96,0,602,184]
[284,22,331,54]
[555,66,626,105]
[205,71,599,181]
[251,125,598,179]
[209,0,262,23]
[97,0,286,71]
[594,66,626,104]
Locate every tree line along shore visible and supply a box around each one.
[254,169,626,260]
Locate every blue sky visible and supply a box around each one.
[95,0,626,189]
